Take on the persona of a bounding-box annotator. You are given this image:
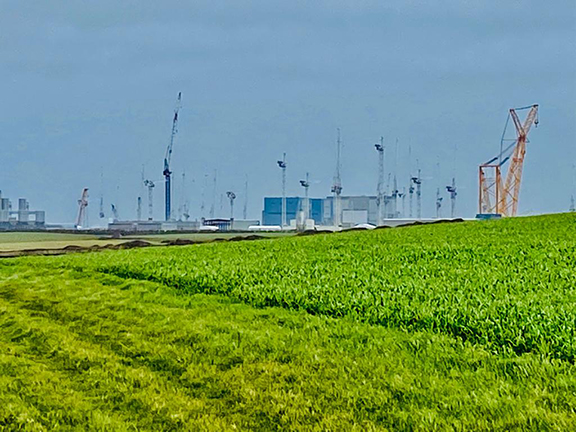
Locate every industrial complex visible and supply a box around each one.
[0,192,45,230]
[0,100,541,233]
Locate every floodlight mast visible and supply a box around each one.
[375,137,384,225]
[277,153,287,228]
[331,129,343,227]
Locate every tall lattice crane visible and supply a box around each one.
[163,92,182,221]
[331,128,343,227]
[479,104,538,216]
[277,153,287,227]
[75,188,89,228]
[375,137,384,225]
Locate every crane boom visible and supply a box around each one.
[479,104,538,217]
[163,92,182,221]
[75,188,89,228]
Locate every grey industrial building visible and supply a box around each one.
[262,195,383,227]
[0,191,45,229]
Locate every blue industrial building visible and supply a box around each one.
[262,197,324,226]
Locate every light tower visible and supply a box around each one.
[144,180,155,221]
[375,137,384,225]
[446,178,457,218]
[277,153,287,228]
[331,128,343,227]
[226,191,236,228]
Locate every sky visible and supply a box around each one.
[1,1,575,224]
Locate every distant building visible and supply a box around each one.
[262,195,381,227]
[0,192,45,230]
[262,197,324,226]
[324,195,379,226]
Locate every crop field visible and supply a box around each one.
[1,213,576,430]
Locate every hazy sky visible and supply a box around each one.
[2,1,575,223]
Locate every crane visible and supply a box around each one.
[110,204,119,221]
[375,137,384,225]
[299,172,310,222]
[163,92,182,221]
[277,153,287,227]
[75,188,89,228]
[446,177,457,218]
[479,104,538,216]
[144,179,155,221]
[331,128,343,227]
[226,191,236,228]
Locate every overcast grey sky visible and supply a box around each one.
[1,1,575,223]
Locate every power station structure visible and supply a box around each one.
[0,192,45,229]
[479,104,539,217]
[163,92,182,221]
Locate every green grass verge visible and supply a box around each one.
[1,264,575,430]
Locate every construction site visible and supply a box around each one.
[1,99,540,234]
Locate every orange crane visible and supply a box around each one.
[478,104,538,217]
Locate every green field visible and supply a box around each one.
[1,214,576,430]
[0,231,291,253]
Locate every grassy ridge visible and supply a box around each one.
[1,264,575,430]
[60,214,576,361]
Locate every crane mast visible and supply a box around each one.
[331,129,343,227]
[75,188,89,228]
[163,92,182,221]
[479,104,538,216]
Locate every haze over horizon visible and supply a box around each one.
[2,1,575,224]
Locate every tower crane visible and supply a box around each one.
[375,137,384,225]
[75,188,89,228]
[331,129,343,227]
[163,92,182,221]
[446,177,457,218]
[277,153,287,227]
[299,172,310,222]
[226,191,236,228]
[479,104,538,216]
[144,179,155,221]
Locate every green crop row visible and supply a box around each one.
[58,214,576,361]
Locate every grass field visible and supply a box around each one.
[0,231,291,252]
[1,214,576,430]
